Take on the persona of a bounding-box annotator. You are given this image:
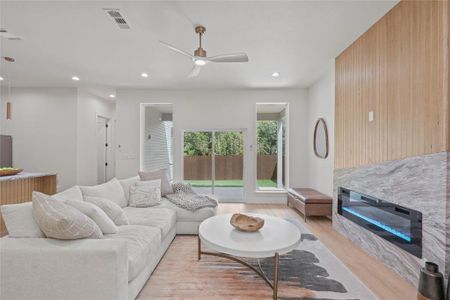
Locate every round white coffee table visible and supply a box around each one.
[198,213,301,299]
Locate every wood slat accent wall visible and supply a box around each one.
[335,1,449,169]
[0,175,57,235]
[448,1,450,150]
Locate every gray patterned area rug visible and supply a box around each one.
[255,218,376,300]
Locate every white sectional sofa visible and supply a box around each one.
[0,177,216,300]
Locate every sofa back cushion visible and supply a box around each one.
[80,178,127,208]
[65,199,118,234]
[85,196,129,226]
[1,202,45,238]
[139,169,173,196]
[32,192,103,240]
[52,186,83,202]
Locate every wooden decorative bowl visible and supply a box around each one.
[230,213,264,232]
[0,168,23,177]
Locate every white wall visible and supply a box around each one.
[0,87,78,190]
[0,87,116,190]
[115,88,308,203]
[0,84,328,199]
[76,89,116,186]
[307,64,335,197]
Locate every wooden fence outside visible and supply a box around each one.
[184,155,282,180]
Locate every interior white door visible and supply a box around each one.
[96,116,108,184]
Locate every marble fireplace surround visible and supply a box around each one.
[333,151,449,287]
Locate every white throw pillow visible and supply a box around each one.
[118,176,140,203]
[1,202,45,238]
[32,192,103,240]
[80,178,127,207]
[65,199,118,234]
[84,196,129,226]
[129,180,161,208]
[139,169,174,196]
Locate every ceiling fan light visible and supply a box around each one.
[194,59,206,66]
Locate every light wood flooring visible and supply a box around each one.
[137,203,416,300]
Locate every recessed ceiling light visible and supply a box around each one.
[0,77,3,81]
[271,72,280,78]
[109,94,116,98]
[72,76,80,81]
[141,72,148,78]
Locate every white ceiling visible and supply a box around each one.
[0,1,397,89]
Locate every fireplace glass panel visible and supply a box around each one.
[338,187,422,258]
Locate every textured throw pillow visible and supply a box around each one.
[32,192,103,240]
[118,175,141,203]
[65,199,118,234]
[80,178,127,208]
[139,169,173,196]
[1,202,45,238]
[84,196,129,226]
[172,181,195,194]
[129,180,161,208]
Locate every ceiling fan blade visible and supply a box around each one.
[187,65,201,78]
[159,40,193,59]
[208,53,248,63]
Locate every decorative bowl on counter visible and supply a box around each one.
[0,168,23,177]
[230,213,265,232]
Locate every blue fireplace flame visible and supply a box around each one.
[342,207,412,242]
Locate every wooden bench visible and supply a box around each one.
[287,188,332,221]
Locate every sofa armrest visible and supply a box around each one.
[0,237,128,300]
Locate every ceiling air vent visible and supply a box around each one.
[104,9,130,29]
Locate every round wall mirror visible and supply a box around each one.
[313,118,329,159]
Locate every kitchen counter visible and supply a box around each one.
[0,172,57,235]
[0,172,56,182]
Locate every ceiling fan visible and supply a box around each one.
[159,25,248,78]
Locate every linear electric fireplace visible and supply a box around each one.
[338,187,422,258]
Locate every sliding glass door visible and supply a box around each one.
[183,130,244,202]
[183,131,213,195]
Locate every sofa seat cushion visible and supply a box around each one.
[105,225,161,282]
[155,198,216,222]
[123,207,176,239]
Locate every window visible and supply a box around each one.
[256,103,287,190]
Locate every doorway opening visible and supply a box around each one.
[183,130,245,202]
[140,104,174,179]
[256,103,288,191]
